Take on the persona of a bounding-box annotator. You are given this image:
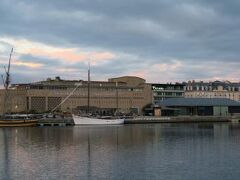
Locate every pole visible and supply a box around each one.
[2,48,13,116]
[5,48,13,90]
[51,83,82,113]
[116,81,118,115]
[87,62,90,114]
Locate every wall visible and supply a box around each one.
[0,89,27,114]
[213,106,228,116]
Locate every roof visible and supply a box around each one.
[156,98,240,107]
[151,83,184,87]
[182,80,240,89]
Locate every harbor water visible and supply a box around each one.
[0,123,240,180]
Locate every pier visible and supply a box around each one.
[230,115,240,123]
[36,116,239,126]
[125,116,232,124]
[37,118,74,126]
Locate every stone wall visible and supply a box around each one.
[0,89,27,114]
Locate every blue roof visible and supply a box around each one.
[156,98,240,107]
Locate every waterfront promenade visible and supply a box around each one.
[124,116,232,124]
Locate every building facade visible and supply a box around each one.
[142,83,185,116]
[155,98,240,116]
[3,76,239,116]
[1,76,152,115]
[151,83,185,102]
[183,81,240,101]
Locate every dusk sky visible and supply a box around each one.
[0,0,239,84]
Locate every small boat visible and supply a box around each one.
[0,117,38,127]
[0,114,39,127]
[72,115,124,125]
[0,48,38,127]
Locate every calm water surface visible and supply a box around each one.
[0,123,240,180]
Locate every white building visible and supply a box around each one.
[183,81,240,102]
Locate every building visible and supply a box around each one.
[0,76,152,115]
[151,83,184,102]
[155,98,240,116]
[143,83,184,116]
[183,80,240,101]
[3,76,239,116]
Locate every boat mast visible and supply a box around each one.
[87,62,90,114]
[115,81,119,115]
[4,48,13,90]
[2,48,13,116]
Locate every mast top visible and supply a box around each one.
[4,48,13,90]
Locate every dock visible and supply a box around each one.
[125,116,232,124]
[230,115,240,123]
[36,116,238,126]
[37,117,74,126]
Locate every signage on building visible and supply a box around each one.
[152,85,164,91]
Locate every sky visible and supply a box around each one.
[0,0,239,84]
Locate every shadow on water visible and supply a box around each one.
[87,130,91,180]
[3,129,10,179]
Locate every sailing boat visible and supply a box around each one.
[72,64,124,125]
[0,48,38,127]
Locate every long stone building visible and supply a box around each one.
[0,76,152,115]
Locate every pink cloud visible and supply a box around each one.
[13,61,44,68]
[27,47,115,64]
[0,37,116,64]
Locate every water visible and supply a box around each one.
[0,123,240,180]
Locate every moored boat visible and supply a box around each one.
[0,114,39,127]
[0,48,38,127]
[0,119,38,127]
[72,63,124,125]
[72,115,124,125]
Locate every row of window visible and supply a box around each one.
[154,92,184,96]
[185,86,240,91]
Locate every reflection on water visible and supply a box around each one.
[1,123,240,179]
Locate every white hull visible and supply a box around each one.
[72,115,124,125]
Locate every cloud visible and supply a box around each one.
[0,0,239,83]
[13,61,44,68]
